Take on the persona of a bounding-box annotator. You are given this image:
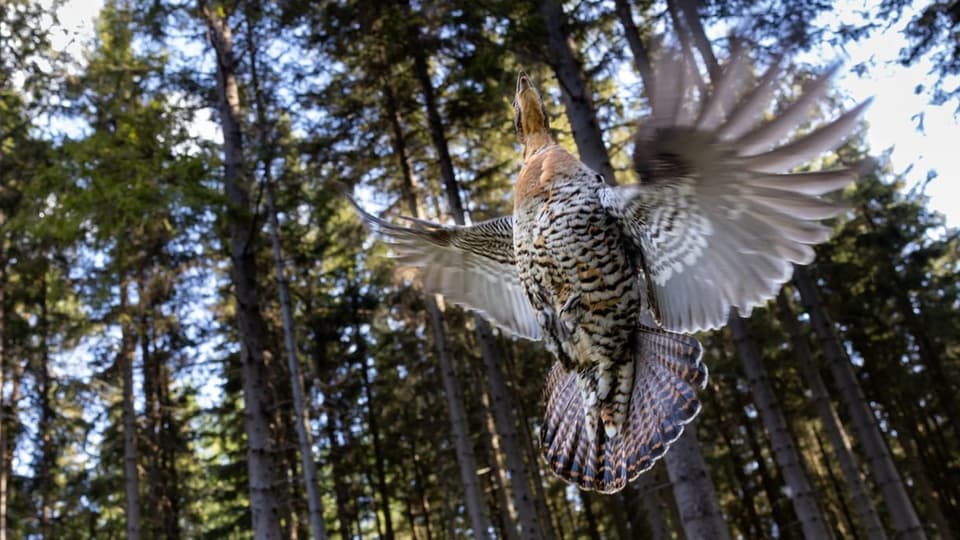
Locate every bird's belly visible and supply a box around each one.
[515,191,640,368]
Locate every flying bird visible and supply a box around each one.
[344,49,869,493]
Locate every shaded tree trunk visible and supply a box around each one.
[255,62,330,540]
[37,274,56,540]
[407,21,546,539]
[724,375,795,536]
[628,474,671,540]
[359,352,395,540]
[729,312,833,539]
[0,243,6,540]
[794,265,926,539]
[613,0,655,96]
[200,7,283,537]
[539,0,617,184]
[326,414,356,540]
[776,290,887,539]
[382,75,493,539]
[119,291,142,540]
[664,426,731,540]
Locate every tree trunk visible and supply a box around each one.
[407,24,546,539]
[812,426,858,538]
[0,242,6,540]
[539,0,617,184]
[664,426,731,540]
[729,312,834,539]
[36,274,56,539]
[243,5,328,536]
[358,350,395,540]
[613,0,655,96]
[671,0,720,79]
[200,7,283,538]
[326,415,356,540]
[776,290,887,539]
[475,378,520,540]
[578,492,603,540]
[794,265,926,539]
[382,75,493,539]
[859,205,960,442]
[120,285,142,540]
[712,395,763,539]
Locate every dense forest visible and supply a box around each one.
[1,0,958,538]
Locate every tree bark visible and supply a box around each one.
[718,380,794,534]
[613,0,655,96]
[539,0,618,184]
[200,6,283,538]
[794,265,926,539]
[475,377,520,540]
[358,350,395,540]
[0,240,6,540]
[382,75,493,539]
[407,23,546,540]
[729,312,834,539]
[36,274,56,539]
[672,0,720,79]
[120,284,142,540]
[326,414,356,540]
[776,290,887,539]
[664,426,731,540]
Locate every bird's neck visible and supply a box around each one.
[523,132,555,161]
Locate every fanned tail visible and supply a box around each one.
[541,326,706,493]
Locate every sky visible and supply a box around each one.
[47,0,959,229]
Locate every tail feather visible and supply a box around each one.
[541,327,706,493]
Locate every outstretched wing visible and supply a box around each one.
[601,50,870,333]
[343,193,541,341]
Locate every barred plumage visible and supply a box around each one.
[344,49,867,493]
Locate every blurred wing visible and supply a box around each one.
[602,50,870,333]
[343,193,541,341]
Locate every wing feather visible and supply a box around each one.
[603,52,869,332]
[343,191,541,340]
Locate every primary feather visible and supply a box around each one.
[344,46,867,493]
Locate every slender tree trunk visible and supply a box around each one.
[578,492,603,540]
[870,215,960,442]
[119,282,142,540]
[671,0,720,78]
[712,397,764,539]
[729,312,834,539]
[408,436,434,540]
[326,415,356,540]
[613,0,655,96]
[358,351,395,540]
[200,7,283,537]
[664,426,731,540]
[794,265,926,539]
[406,23,546,539]
[539,0,617,184]
[625,474,671,540]
[36,274,56,539]
[812,427,858,539]
[0,243,6,540]
[777,290,887,539]
[244,7,327,537]
[475,379,520,540]
[382,76,493,539]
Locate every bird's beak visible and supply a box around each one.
[517,71,532,94]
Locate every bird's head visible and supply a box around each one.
[514,72,552,158]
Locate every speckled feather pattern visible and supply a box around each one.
[345,55,866,495]
[513,145,706,492]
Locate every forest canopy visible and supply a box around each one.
[0,0,958,539]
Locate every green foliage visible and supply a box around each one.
[0,0,957,539]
